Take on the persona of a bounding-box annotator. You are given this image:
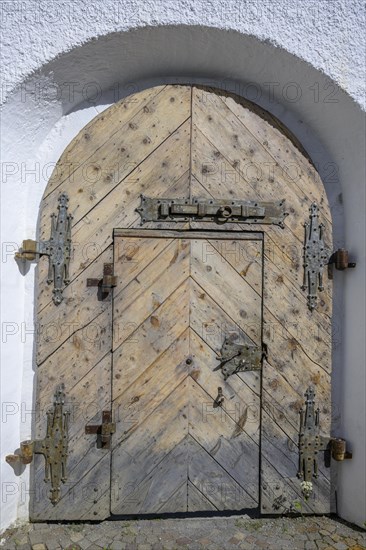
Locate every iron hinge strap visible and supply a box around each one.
[15,193,72,305]
[5,384,70,505]
[297,386,352,483]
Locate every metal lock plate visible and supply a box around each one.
[215,338,262,380]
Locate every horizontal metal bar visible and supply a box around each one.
[113,229,263,240]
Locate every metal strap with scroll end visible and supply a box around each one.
[137,196,288,227]
[16,193,72,305]
[35,384,70,505]
[5,385,71,505]
[301,203,328,311]
[297,386,322,482]
[297,386,353,482]
[214,337,262,380]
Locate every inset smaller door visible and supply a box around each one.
[111,230,263,514]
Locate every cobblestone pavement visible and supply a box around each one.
[1,515,365,550]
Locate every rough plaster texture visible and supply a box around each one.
[0,0,365,533]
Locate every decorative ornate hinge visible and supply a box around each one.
[301,203,328,311]
[86,263,117,299]
[297,387,353,483]
[6,384,70,505]
[137,196,288,227]
[16,193,72,305]
[214,337,262,380]
[297,386,322,482]
[85,411,116,449]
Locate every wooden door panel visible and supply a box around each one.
[111,232,263,514]
[32,84,333,519]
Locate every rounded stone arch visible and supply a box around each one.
[1,23,364,529]
[30,84,335,519]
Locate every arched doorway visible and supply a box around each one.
[30,85,332,519]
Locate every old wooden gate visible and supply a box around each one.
[25,85,332,520]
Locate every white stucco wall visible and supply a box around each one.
[1,0,365,532]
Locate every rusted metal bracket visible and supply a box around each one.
[214,337,262,380]
[85,411,116,449]
[328,248,356,279]
[87,263,117,298]
[15,193,72,305]
[297,386,352,483]
[6,384,70,505]
[213,387,224,408]
[329,437,353,461]
[301,203,329,311]
[136,195,288,227]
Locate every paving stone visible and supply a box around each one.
[78,539,94,550]
[31,545,47,550]
[175,537,192,546]
[29,532,50,546]
[70,533,85,543]
[1,515,365,550]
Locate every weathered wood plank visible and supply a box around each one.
[111,379,189,513]
[188,481,218,512]
[44,85,166,198]
[37,246,113,362]
[114,236,174,292]
[187,435,257,510]
[37,119,191,297]
[191,239,262,345]
[112,278,190,400]
[218,89,330,220]
[188,379,259,502]
[114,439,188,514]
[41,85,191,231]
[113,238,190,349]
[192,88,332,228]
[190,112,332,252]
[112,329,189,437]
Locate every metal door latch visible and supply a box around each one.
[15,193,72,305]
[213,387,224,408]
[87,263,117,298]
[6,385,70,505]
[328,248,356,279]
[137,195,288,227]
[214,338,262,380]
[297,386,352,482]
[85,411,116,449]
